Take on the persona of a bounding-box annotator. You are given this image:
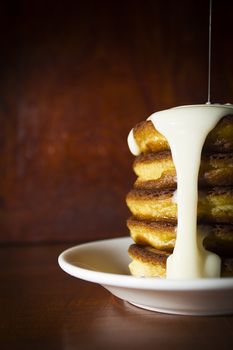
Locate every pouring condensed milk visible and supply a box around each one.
[127,104,233,279]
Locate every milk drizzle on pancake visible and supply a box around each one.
[128,104,233,279]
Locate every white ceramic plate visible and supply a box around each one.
[58,237,233,316]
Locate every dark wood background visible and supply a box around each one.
[0,0,232,243]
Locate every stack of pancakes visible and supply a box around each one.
[126,115,233,278]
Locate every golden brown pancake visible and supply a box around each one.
[128,244,169,278]
[133,115,233,154]
[126,188,233,224]
[127,217,175,252]
[133,151,233,189]
[127,217,233,257]
[128,244,233,278]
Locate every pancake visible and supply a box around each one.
[128,244,233,278]
[133,151,176,190]
[126,188,233,224]
[127,218,175,252]
[127,217,233,257]
[128,244,169,278]
[133,152,233,189]
[133,115,233,154]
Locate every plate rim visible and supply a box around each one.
[58,236,233,291]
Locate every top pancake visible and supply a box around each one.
[133,115,233,154]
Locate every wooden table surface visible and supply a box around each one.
[1,243,233,350]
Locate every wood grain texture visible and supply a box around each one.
[0,243,233,350]
[0,0,232,242]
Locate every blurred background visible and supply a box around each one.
[0,0,232,244]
